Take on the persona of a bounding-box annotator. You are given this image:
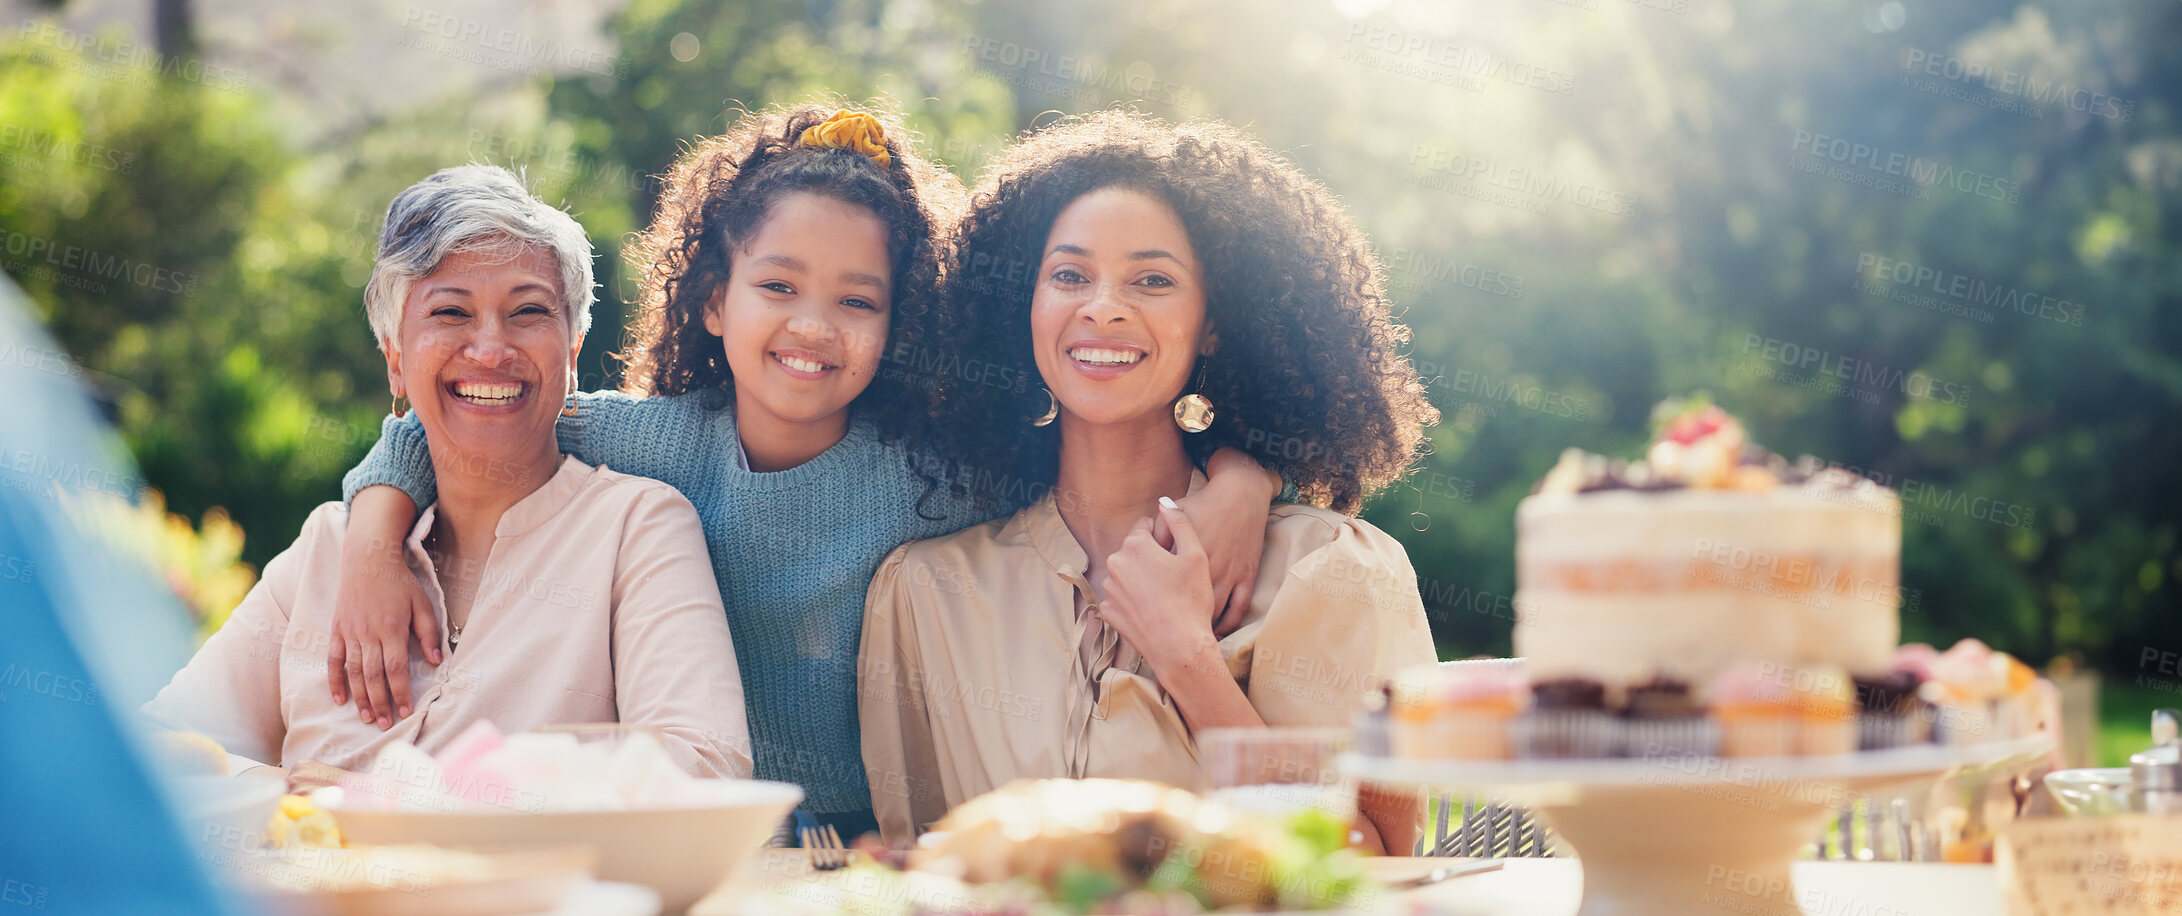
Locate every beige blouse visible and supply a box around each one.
[858,474,1437,845]
[143,456,753,779]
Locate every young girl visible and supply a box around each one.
[323,104,1285,836]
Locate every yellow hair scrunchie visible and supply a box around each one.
[797,110,892,169]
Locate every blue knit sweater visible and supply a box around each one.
[341,389,1006,813]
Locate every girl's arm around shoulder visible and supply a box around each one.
[556,389,728,491]
[1247,510,1438,721]
[342,413,435,509]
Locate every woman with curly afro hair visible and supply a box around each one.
[325,103,1285,840]
[860,110,1441,853]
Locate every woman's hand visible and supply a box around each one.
[1103,499,1269,734]
[1176,447,1281,637]
[1100,497,1220,673]
[327,486,435,730]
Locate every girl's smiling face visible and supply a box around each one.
[1031,186,1213,429]
[705,192,892,428]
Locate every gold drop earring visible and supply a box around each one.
[1173,363,1214,433]
[1029,387,1058,427]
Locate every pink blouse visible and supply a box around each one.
[143,456,753,778]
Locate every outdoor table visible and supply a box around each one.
[692,851,2001,915]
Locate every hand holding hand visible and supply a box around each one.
[1099,498,1219,675]
[1182,448,1279,637]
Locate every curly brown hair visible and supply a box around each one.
[932,110,1438,515]
[617,102,964,448]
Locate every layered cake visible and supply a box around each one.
[1513,400,1900,694]
[1385,399,2044,759]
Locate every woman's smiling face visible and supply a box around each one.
[386,243,577,480]
[1031,186,1212,429]
[705,192,892,428]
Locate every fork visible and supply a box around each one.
[801,824,850,871]
[1387,858,1506,889]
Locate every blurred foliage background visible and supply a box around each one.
[2,0,2175,749]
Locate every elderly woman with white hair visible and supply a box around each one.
[143,165,753,779]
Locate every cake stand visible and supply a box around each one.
[1339,736,2051,916]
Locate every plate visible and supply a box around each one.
[326,779,803,913]
[233,845,595,916]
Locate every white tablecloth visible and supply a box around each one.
[1397,858,1999,916]
[705,852,2001,915]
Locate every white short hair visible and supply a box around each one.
[364,165,594,351]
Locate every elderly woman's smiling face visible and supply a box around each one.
[384,243,579,479]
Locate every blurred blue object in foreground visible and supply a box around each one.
[0,275,244,915]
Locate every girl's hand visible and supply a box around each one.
[1177,447,1280,637]
[327,486,436,730]
[1100,498,1219,675]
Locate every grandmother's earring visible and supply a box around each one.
[1029,387,1058,428]
[392,395,409,419]
[562,368,579,418]
[1173,365,1214,434]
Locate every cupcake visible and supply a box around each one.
[1790,665,1858,756]
[1992,651,2040,741]
[1924,639,2006,745]
[1711,664,1799,758]
[1513,678,1619,759]
[1391,664,1527,760]
[1853,669,1934,750]
[1891,643,1939,681]
[1621,678,1720,759]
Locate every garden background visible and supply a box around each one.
[2,0,2176,763]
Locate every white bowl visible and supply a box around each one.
[327,780,802,913]
[2043,767,2134,816]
